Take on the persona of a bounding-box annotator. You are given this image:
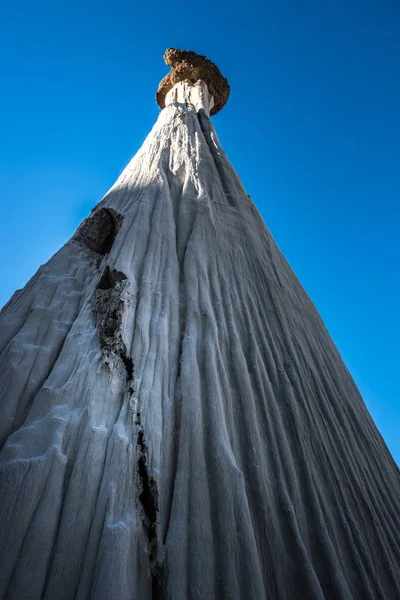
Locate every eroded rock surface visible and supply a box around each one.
[75,208,122,255]
[156,47,230,115]
[0,70,399,600]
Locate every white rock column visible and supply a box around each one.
[165,79,215,115]
[0,49,399,600]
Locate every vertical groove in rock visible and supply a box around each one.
[136,417,166,599]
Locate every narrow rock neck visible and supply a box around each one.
[165,80,215,116]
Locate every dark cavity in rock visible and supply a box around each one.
[138,428,158,555]
[136,418,166,599]
[121,353,134,381]
[96,266,127,290]
[75,208,122,255]
[91,267,133,380]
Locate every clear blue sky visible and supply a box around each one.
[1,1,399,463]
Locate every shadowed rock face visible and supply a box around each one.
[0,68,400,600]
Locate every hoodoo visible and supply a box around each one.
[0,49,399,600]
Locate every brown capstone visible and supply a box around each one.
[156,48,230,116]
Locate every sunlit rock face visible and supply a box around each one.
[0,75,399,600]
[165,79,215,115]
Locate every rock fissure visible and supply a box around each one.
[91,267,131,369]
[135,413,166,599]
[95,266,127,291]
[120,352,134,382]
[92,265,164,596]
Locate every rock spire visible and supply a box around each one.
[0,49,399,600]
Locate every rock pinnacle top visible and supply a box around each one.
[156,48,230,115]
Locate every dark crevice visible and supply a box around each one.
[120,351,134,381]
[96,266,127,290]
[151,564,167,600]
[138,429,158,554]
[92,264,165,596]
[76,208,122,255]
[176,357,182,378]
[136,416,167,599]
[92,268,133,383]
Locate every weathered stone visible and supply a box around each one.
[75,207,122,255]
[0,53,399,600]
[156,47,230,115]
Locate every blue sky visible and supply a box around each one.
[1,1,399,463]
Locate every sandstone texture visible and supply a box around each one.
[0,74,399,600]
[156,48,230,115]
